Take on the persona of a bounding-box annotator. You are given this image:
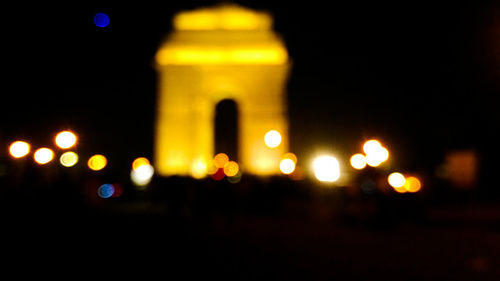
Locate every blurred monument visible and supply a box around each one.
[155,4,290,177]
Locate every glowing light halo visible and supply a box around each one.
[9,141,30,158]
[60,151,78,167]
[350,153,367,170]
[264,130,281,148]
[279,158,295,174]
[34,148,54,165]
[55,131,77,149]
[313,155,340,183]
[388,172,405,188]
[88,154,107,171]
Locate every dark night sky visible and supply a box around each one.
[2,1,499,176]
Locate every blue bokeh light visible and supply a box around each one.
[94,13,110,27]
[98,184,115,198]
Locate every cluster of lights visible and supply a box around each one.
[130,157,155,187]
[8,128,421,194]
[348,139,422,193]
[8,131,78,165]
[7,131,111,172]
[208,153,241,182]
[350,139,389,169]
[387,172,422,193]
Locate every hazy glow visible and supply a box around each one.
[88,154,107,171]
[55,131,77,149]
[34,148,54,165]
[223,161,239,177]
[98,184,115,198]
[157,48,288,65]
[404,176,422,193]
[313,155,340,182]
[207,162,218,175]
[9,141,30,158]
[264,130,281,148]
[214,153,229,168]
[282,152,297,164]
[132,157,150,171]
[173,5,272,30]
[131,164,154,186]
[350,153,367,170]
[279,158,295,174]
[388,172,406,188]
[191,159,208,179]
[60,151,78,167]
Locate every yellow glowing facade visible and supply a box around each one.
[155,4,290,177]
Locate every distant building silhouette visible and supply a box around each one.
[155,4,290,177]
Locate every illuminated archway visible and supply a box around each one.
[154,4,290,177]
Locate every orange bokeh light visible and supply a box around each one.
[223,161,239,177]
[214,153,229,168]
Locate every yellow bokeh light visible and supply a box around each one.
[279,158,295,175]
[388,172,405,188]
[60,151,78,167]
[223,161,239,177]
[9,141,30,158]
[55,131,77,149]
[214,153,229,168]
[404,176,422,193]
[350,153,367,170]
[34,148,54,165]
[132,157,150,171]
[282,152,297,164]
[88,154,107,171]
[264,130,281,148]
[313,155,340,183]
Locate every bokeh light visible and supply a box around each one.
[60,151,78,167]
[313,155,340,182]
[223,161,239,177]
[362,139,389,167]
[130,164,155,186]
[132,157,150,170]
[388,172,405,188]
[264,130,281,148]
[88,154,107,171]
[98,184,115,199]
[55,131,77,149]
[404,176,422,193]
[363,139,382,155]
[350,153,367,170]
[94,13,110,27]
[9,141,30,158]
[282,152,297,164]
[34,148,54,165]
[227,170,242,184]
[211,168,225,180]
[279,158,295,174]
[213,153,229,168]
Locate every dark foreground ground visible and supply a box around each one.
[1,175,499,280]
